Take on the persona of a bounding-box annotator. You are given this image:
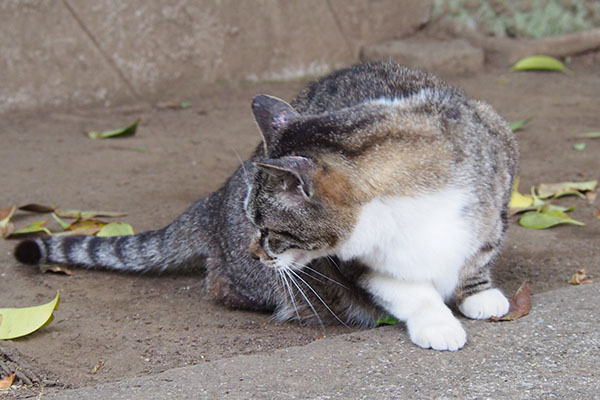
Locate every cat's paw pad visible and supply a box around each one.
[407,312,466,351]
[459,288,509,320]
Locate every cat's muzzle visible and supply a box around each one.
[249,236,272,262]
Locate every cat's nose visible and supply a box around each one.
[249,236,269,261]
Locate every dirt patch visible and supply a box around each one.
[1,54,599,397]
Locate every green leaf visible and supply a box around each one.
[7,219,51,237]
[55,209,127,219]
[180,101,192,109]
[51,213,71,230]
[87,118,140,139]
[509,117,533,132]
[573,142,586,151]
[511,55,572,74]
[96,222,135,237]
[519,208,585,229]
[0,291,60,339]
[375,315,399,326]
[537,180,597,199]
[576,131,600,139]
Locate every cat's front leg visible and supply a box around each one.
[365,272,466,351]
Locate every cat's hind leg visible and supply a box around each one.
[454,244,509,320]
[365,272,467,351]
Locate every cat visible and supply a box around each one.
[14,61,519,351]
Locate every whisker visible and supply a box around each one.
[284,269,324,329]
[303,264,349,289]
[327,256,343,274]
[231,148,250,186]
[288,269,349,328]
[279,270,301,323]
[294,265,326,284]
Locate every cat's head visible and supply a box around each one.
[245,95,356,270]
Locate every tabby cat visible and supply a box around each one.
[15,61,518,351]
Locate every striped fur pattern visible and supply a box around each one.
[15,62,518,350]
[245,62,518,350]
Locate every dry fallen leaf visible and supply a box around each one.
[491,281,531,322]
[0,373,16,390]
[40,264,73,276]
[19,203,56,213]
[586,192,597,201]
[537,180,597,199]
[568,269,592,285]
[64,219,107,235]
[0,206,17,238]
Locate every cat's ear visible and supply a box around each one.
[254,156,314,199]
[252,94,299,152]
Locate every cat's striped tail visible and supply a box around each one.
[13,199,211,273]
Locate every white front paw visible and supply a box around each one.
[407,311,466,351]
[459,288,509,320]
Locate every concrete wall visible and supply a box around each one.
[0,0,432,113]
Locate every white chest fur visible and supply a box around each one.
[336,188,475,299]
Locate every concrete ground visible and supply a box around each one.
[41,283,600,399]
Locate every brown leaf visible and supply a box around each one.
[64,219,107,235]
[40,264,73,276]
[568,269,592,285]
[0,373,16,390]
[490,281,531,322]
[0,206,16,221]
[19,203,56,213]
[0,206,17,238]
[586,191,597,201]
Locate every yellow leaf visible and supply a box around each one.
[64,219,107,236]
[568,269,592,285]
[7,219,51,238]
[96,222,135,237]
[0,291,60,340]
[509,178,534,209]
[511,55,572,74]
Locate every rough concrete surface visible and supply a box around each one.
[0,0,432,114]
[40,283,600,399]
